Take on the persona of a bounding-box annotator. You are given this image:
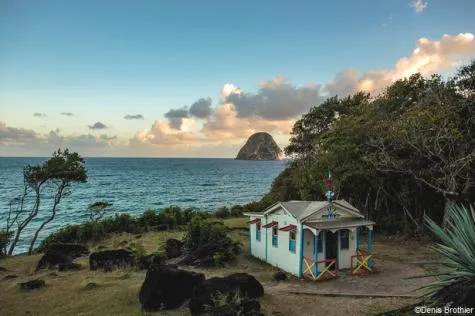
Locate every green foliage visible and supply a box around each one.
[37,207,198,252]
[87,201,112,222]
[0,231,13,256]
[421,204,475,302]
[264,61,475,233]
[229,205,244,217]
[184,216,228,251]
[214,207,230,218]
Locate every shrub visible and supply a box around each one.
[214,207,230,218]
[0,231,13,256]
[420,203,475,306]
[229,205,244,217]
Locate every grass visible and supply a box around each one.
[0,216,435,316]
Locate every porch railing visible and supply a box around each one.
[303,256,337,281]
[350,248,373,275]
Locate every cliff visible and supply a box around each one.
[235,132,283,160]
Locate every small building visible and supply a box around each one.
[244,199,375,280]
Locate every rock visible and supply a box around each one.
[19,279,45,290]
[137,254,164,270]
[4,275,18,279]
[235,132,283,160]
[273,271,287,281]
[189,273,264,315]
[58,262,81,271]
[36,250,72,271]
[45,243,89,259]
[179,240,238,267]
[165,239,184,259]
[89,249,135,271]
[139,264,205,311]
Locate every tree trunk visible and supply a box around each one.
[442,196,456,229]
[27,187,63,254]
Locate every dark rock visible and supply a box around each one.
[165,239,184,259]
[36,250,72,271]
[137,254,164,270]
[89,249,134,271]
[19,279,45,290]
[45,243,89,259]
[179,240,238,267]
[235,132,283,160]
[4,275,18,279]
[189,273,264,315]
[139,264,205,311]
[273,271,287,281]
[58,262,81,271]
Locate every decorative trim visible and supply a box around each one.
[298,223,304,278]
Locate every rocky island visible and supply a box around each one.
[235,132,283,160]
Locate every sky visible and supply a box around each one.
[1,0,475,157]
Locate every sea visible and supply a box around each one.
[0,157,286,254]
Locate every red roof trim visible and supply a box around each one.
[279,224,297,232]
[248,218,261,224]
[262,221,278,228]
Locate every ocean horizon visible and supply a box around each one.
[0,157,286,254]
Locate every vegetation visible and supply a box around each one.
[261,61,475,234]
[0,230,13,256]
[87,201,113,222]
[421,203,475,306]
[5,149,88,255]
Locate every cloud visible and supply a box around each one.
[225,77,323,120]
[189,98,213,118]
[124,114,144,120]
[60,112,74,116]
[88,122,108,130]
[132,120,199,146]
[164,108,189,130]
[0,122,38,144]
[410,0,428,14]
[33,112,46,118]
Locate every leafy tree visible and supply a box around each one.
[6,149,87,255]
[87,201,112,222]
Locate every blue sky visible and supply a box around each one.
[1,0,474,157]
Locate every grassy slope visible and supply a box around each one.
[0,217,436,316]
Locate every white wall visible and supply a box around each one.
[249,216,265,260]
[265,208,300,276]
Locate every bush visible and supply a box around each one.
[229,205,244,217]
[184,216,229,251]
[214,207,230,218]
[0,230,13,256]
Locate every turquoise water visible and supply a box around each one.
[0,157,286,253]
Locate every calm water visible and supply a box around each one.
[0,157,286,253]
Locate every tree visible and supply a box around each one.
[87,201,112,222]
[6,149,87,255]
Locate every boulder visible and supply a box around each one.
[36,250,72,271]
[165,239,184,259]
[89,249,135,271]
[235,132,283,160]
[45,243,89,259]
[179,240,238,267]
[273,271,287,281]
[189,273,264,315]
[139,264,205,311]
[58,262,81,271]
[137,254,164,270]
[19,279,45,290]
